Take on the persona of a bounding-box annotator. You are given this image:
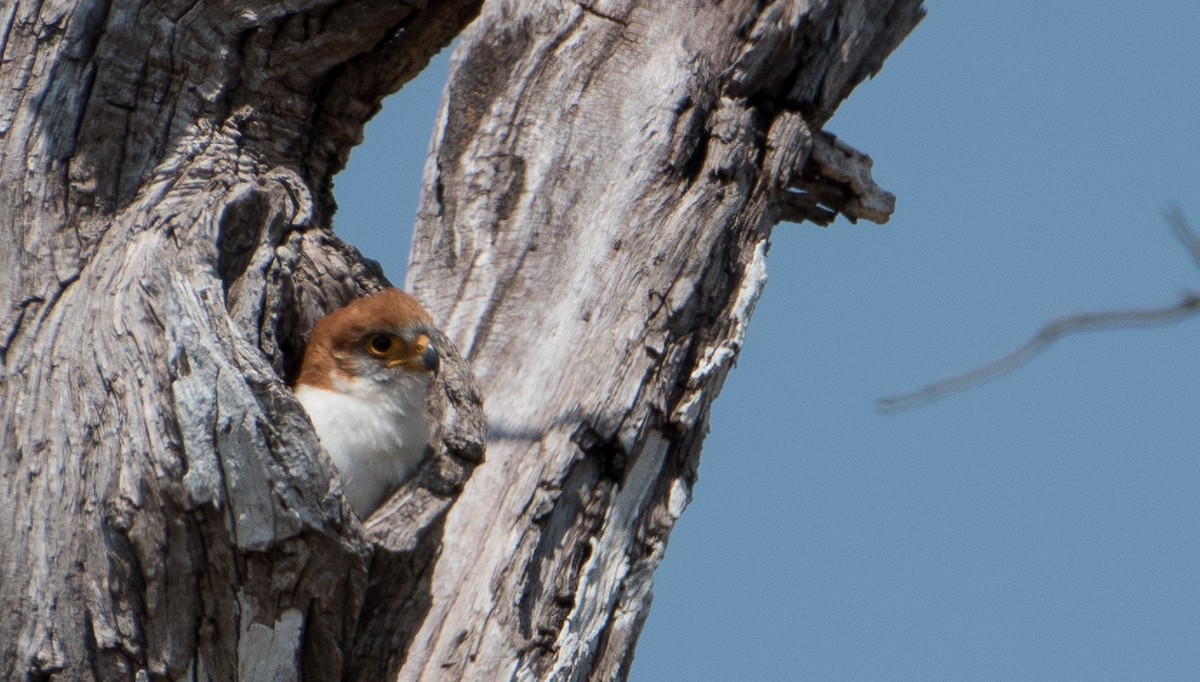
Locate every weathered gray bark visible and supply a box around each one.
[0,0,920,678]
[0,0,485,678]
[402,3,920,678]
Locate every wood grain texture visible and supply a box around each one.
[404,1,921,679]
[0,0,918,678]
[0,0,482,678]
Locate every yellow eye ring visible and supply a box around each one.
[366,334,395,357]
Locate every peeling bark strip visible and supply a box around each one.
[0,0,918,678]
[406,1,921,679]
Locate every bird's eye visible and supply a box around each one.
[366,334,395,356]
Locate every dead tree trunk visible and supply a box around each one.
[0,0,920,679]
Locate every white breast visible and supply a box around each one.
[295,376,430,516]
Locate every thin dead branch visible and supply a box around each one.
[881,208,1200,412]
[1168,206,1200,269]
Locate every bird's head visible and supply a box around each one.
[293,288,440,517]
[296,288,440,395]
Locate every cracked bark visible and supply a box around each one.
[1,0,920,679]
[403,1,921,679]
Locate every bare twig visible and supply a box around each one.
[880,295,1200,412]
[1167,206,1200,268]
[880,208,1200,412]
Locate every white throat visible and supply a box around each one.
[296,372,431,516]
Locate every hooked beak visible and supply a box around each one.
[387,333,440,373]
[420,342,440,373]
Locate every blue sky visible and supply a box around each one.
[335,3,1200,678]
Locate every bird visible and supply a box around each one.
[293,288,440,517]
